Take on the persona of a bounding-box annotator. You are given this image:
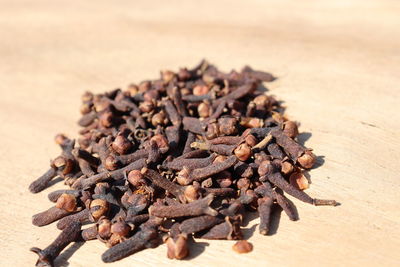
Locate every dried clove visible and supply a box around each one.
[162,154,216,171]
[29,61,337,264]
[267,171,337,206]
[177,155,237,185]
[82,225,98,241]
[165,223,190,260]
[232,240,253,254]
[179,215,224,234]
[73,158,147,189]
[258,196,274,235]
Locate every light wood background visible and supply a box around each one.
[1,0,399,266]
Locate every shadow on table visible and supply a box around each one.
[54,241,85,267]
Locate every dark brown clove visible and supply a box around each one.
[270,129,316,169]
[32,207,75,227]
[163,154,216,171]
[179,215,224,234]
[55,193,78,212]
[30,222,81,267]
[202,187,236,198]
[165,125,181,149]
[125,214,149,225]
[232,240,253,254]
[127,170,147,188]
[164,99,181,126]
[149,194,217,218]
[190,141,236,156]
[212,83,255,108]
[82,225,98,241]
[29,61,337,264]
[282,121,299,138]
[106,149,148,167]
[142,168,197,203]
[275,190,298,221]
[101,217,162,263]
[199,216,243,240]
[56,209,90,230]
[267,171,337,206]
[72,158,147,189]
[242,65,275,82]
[29,167,58,193]
[178,149,209,159]
[146,140,162,165]
[258,196,274,235]
[165,223,190,260]
[267,143,285,160]
[207,136,243,146]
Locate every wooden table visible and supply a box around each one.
[1,0,399,266]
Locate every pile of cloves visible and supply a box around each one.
[29,60,337,266]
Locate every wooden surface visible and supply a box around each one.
[1,0,399,266]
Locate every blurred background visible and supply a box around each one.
[0,1,399,266]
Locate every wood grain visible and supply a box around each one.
[1,0,399,266]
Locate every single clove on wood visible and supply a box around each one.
[28,60,337,264]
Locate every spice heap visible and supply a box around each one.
[29,60,337,266]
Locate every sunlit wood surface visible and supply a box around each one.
[0,0,399,266]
